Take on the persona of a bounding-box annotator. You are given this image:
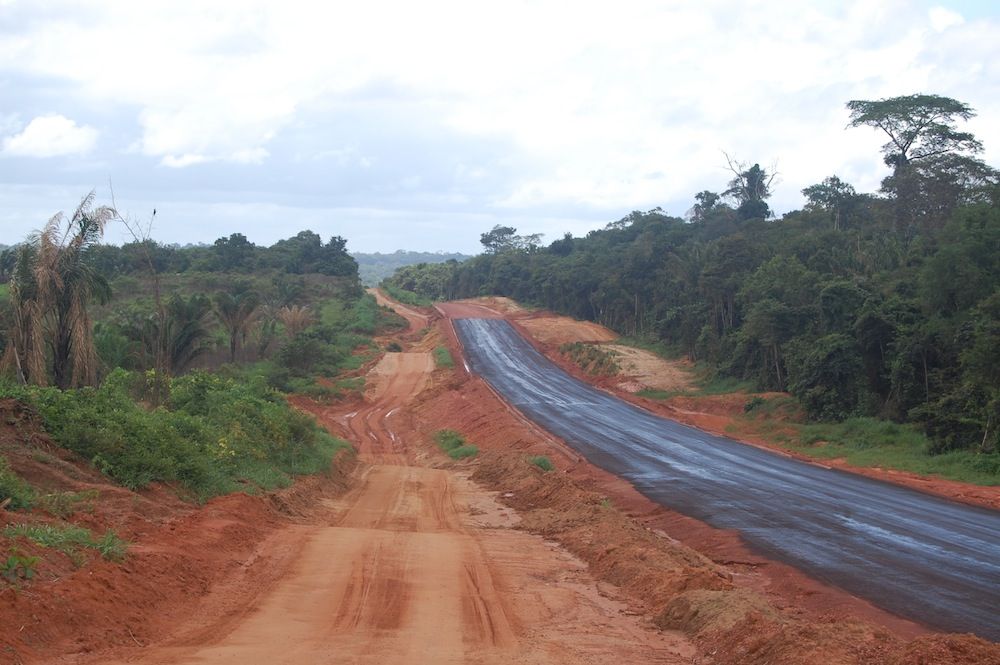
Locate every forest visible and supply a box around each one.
[385,94,1000,458]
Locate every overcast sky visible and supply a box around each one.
[1,0,998,254]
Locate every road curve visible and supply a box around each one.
[454,318,1000,640]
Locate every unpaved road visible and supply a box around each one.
[97,350,692,665]
[453,317,1000,641]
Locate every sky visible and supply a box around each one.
[1,0,999,254]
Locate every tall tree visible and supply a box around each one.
[723,156,776,220]
[2,193,113,388]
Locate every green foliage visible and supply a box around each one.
[2,548,38,582]
[354,250,471,287]
[4,523,128,564]
[0,457,35,510]
[381,284,432,307]
[0,368,349,501]
[433,429,478,460]
[559,342,620,376]
[528,455,554,472]
[433,346,455,369]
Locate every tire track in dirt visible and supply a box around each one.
[87,335,692,664]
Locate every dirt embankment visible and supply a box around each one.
[0,398,357,664]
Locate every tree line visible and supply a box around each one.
[385,94,1000,454]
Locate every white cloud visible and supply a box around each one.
[2,114,98,157]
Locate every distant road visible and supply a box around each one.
[454,318,1000,640]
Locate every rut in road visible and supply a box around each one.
[97,351,693,665]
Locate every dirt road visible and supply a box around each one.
[93,348,692,665]
[453,317,1000,641]
[370,288,432,331]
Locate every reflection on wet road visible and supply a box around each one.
[455,318,1000,640]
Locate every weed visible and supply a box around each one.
[744,396,766,413]
[528,455,554,472]
[434,346,455,369]
[1,548,38,583]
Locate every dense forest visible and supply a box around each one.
[385,94,1000,456]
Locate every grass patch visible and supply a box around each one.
[434,346,455,369]
[528,455,554,472]
[0,457,35,511]
[750,416,1000,486]
[434,429,479,460]
[4,523,128,564]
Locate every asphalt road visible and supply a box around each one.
[454,318,1000,640]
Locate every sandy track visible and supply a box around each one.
[92,329,692,664]
[371,288,432,331]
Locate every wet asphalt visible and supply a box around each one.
[454,318,1000,640]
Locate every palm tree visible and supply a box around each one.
[2,193,113,388]
[277,304,315,339]
[213,290,260,363]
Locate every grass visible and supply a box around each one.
[4,523,128,564]
[37,490,99,518]
[528,455,554,472]
[434,346,455,369]
[434,429,479,460]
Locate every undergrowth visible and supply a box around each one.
[381,284,433,307]
[0,369,350,501]
[434,429,479,460]
[0,457,35,510]
[528,455,554,472]
[559,342,620,376]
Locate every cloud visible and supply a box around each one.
[2,114,97,157]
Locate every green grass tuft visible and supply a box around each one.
[528,455,554,472]
[434,429,478,460]
[0,457,35,511]
[4,523,128,564]
[434,346,455,369]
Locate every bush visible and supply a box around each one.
[528,455,554,472]
[0,369,349,502]
[433,429,478,460]
[0,457,35,510]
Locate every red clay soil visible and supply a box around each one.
[0,399,356,665]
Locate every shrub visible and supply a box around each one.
[0,457,35,511]
[434,429,478,460]
[528,455,554,472]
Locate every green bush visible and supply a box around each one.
[0,368,349,502]
[0,457,35,510]
[528,455,554,472]
[433,429,478,460]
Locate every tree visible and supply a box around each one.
[213,233,257,271]
[479,225,543,254]
[687,190,723,223]
[802,176,860,231]
[846,94,981,168]
[723,156,776,220]
[2,193,113,388]
[847,94,991,230]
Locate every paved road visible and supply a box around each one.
[454,318,1000,640]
